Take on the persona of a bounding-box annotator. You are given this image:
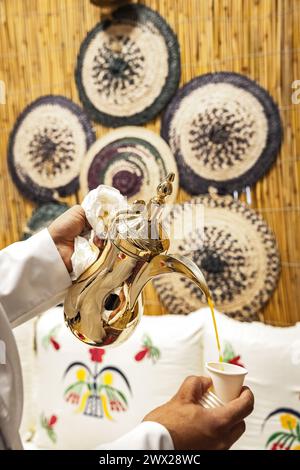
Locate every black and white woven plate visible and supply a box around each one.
[75,4,180,127]
[154,194,281,321]
[8,95,95,203]
[161,72,282,194]
[80,126,179,203]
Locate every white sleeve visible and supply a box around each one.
[96,422,174,450]
[0,228,72,327]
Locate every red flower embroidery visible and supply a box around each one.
[41,413,58,443]
[134,335,160,363]
[223,343,245,368]
[271,443,289,450]
[134,347,149,362]
[50,337,60,350]
[228,355,244,367]
[89,348,105,363]
[42,325,61,351]
[66,391,80,405]
[110,400,126,412]
[48,414,57,427]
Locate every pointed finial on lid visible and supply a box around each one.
[151,172,175,205]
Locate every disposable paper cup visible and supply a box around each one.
[205,361,248,403]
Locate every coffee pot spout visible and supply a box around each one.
[129,253,210,309]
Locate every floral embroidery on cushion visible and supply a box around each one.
[40,413,58,443]
[222,341,244,367]
[63,348,131,420]
[263,408,300,450]
[42,325,61,351]
[88,347,105,363]
[134,334,160,364]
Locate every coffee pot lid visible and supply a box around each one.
[108,173,175,258]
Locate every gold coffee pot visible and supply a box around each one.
[64,174,210,347]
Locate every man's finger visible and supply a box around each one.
[176,375,212,403]
[225,420,246,449]
[72,205,90,233]
[213,386,254,426]
[93,235,105,250]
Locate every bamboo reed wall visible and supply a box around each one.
[0,0,299,326]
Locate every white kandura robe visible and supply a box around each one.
[0,228,174,451]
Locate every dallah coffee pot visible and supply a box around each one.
[64,174,210,347]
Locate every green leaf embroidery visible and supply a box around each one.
[296,422,300,441]
[152,346,160,358]
[42,325,61,349]
[143,334,152,348]
[223,342,235,362]
[114,389,128,407]
[47,428,57,444]
[64,380,86,397]
[49,325,61,337]
[285,435,297,450]
[103,385,128,407]
[281,433,295,449]
[265,431,290,448]
[150,346,160,363]
[40,414,48,428]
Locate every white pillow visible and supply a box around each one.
[33,307,205,449]
[201,308,300,450]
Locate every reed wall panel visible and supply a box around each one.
[0,0,299,325]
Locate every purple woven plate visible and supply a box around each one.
[80,126,178,203]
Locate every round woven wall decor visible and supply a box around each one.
[154,193,281,321]
[8,95,95,203]
[75,4,180,127]
[22,202,69,240]
[161,72,282,194]
[80,126,179,203]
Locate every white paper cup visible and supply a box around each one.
[205,361,248,403]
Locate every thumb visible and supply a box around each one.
[176,375,212,403]
[93,234,105,250]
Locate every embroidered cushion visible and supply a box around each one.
[33,307,205,449]
[201,308,300,450]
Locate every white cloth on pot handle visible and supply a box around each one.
[71,185,126,280]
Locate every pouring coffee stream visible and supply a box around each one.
[64,173,223,361]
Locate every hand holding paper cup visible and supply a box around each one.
[205,361,248,403]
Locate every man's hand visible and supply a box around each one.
[143,376,254,450]
[48,205,88,273]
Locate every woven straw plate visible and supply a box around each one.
[8,95,95,203]
[161,72,282,194]
[154,193,281,321]
[75,4,180,127]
